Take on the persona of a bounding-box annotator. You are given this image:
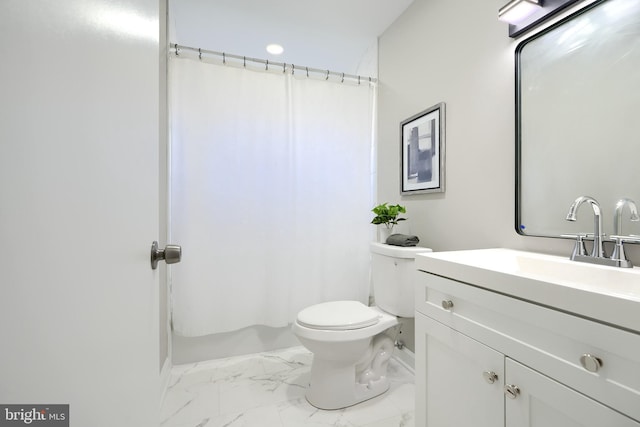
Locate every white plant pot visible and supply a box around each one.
[378,226,394,243]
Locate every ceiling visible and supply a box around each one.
[169,0,414,76]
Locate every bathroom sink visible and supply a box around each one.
[415,248,640,332]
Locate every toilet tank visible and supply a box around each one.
[370,242,432,317]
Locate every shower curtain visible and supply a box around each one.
[170,55,376,337]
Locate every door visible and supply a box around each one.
[415,313,505,427]
[505,359,640,427]
[0,1,162,426]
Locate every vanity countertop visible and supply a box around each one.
[415,248,640,332]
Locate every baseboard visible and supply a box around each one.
[393,345,415,374]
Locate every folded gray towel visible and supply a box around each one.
[386,233,420,246]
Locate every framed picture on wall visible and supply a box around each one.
[400,102,446,195]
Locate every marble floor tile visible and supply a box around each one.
[161,346,415,427]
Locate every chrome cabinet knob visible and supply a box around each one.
[504,384,520,399]
[151,241,182,270]
[441,300,454,310]
[482,371,498,384]
[580,354,602,373]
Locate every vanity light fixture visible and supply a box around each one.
[498,0,542,24]
[499,0,582,38]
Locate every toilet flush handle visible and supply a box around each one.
[151,241,182,270]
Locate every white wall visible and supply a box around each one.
[377,0,640,263]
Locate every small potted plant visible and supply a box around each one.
[371,203,406,242]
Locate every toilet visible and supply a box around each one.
[292,242,432,409]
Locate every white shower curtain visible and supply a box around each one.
[170,56,376,337]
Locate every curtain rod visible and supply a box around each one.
[170,43,378,84]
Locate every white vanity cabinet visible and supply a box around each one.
[415,270,640,427]
[416,313,504,426]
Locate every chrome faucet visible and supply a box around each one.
[610,198,640,266]
[613,198,639,236]
[566,196,606,258]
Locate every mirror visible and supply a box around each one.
[516,0,640,239]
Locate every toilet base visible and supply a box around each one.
[305,334,394,410]
[306,373,390,410]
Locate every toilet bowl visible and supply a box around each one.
[292,242,432,410]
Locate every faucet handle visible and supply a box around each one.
[562,234,588,260]
[561,233,589,239]
[609,235,639,267]
[610,234,640,243]
[583,232,607,239]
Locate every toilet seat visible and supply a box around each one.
[296,301,380,331]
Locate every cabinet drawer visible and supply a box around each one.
[415,272,640,421]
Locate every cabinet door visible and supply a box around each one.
[415,313,504,427]
[505,359,640,427]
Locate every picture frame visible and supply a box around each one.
[400,102,446,195]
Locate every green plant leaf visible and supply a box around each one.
[371,202,407,226]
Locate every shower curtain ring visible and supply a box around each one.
[174,43,179,56]
[198,48,202,60]
[222,52,226,64]
[283,63,287,73]
[341,73,345,83]
[266,60,269,70]
[306,67,309,78]
[358,75,361,85]
[325,70,329,80]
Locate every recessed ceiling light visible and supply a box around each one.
[266,44,284,55]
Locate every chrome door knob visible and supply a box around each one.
[504,384,520,399]
[483,371,498,384]
[151,241,182,270]
[441,300,454,310]
[580,354,602,373]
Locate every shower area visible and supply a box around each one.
[165,0,396,363]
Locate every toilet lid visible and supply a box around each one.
[296,301,381,331]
